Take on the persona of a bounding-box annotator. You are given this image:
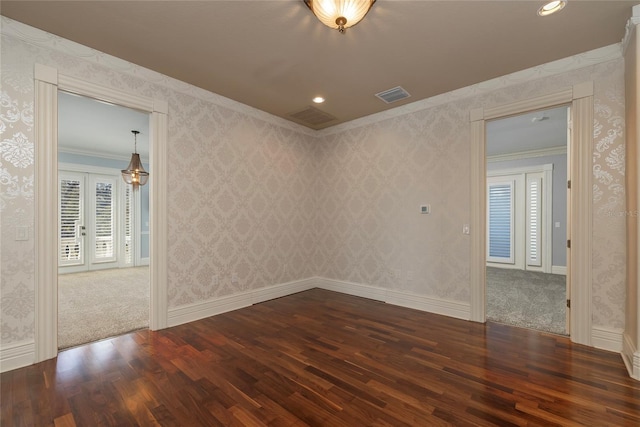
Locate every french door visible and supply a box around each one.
[486,165,552,272]
[59,170,132,273]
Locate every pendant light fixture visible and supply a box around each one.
[121,130,149,188]
[304,0,376,33]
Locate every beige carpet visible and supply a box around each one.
[58,266,149,349]
[486,267,567,335]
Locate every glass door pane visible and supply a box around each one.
[59,172,85,267]
[91,175,117,264]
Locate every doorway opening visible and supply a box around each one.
[35,64,168,363]
[485,105,570,335]
[57,91,150,349]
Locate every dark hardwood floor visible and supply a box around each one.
[2,289,639,426]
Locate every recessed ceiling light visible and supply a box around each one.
[312,96,325,104]
[538,0,567,16]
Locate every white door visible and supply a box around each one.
[486,167,551,272]
[59,171,120,273]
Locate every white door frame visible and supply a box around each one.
[469,82,594,346]
[34,64,168,362]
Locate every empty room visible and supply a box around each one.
[1,1,640,425]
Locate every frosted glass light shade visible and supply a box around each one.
[305,0,375,33]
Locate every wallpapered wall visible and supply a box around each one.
[314,58,626,329]
[0,19,627,350]
[0,27,317,346]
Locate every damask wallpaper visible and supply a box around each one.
[0,21,317,347]
[0,18,628,352]
[314,58,627,330]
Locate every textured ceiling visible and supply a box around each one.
[2,1,636,129]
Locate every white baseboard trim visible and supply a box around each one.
[315,277,470,320]
[251,277,318,305]
[591,326,623,353]
[167,277,317,328]
[0,341,35,373]
[316,277,387,302]
[622,333,640,380]
[551,265,567,275]
[386,289,470,320]
[169,276,471,330]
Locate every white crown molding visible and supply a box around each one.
[58,147,148,163]
[487,146,567,163]
[319,44,621,136]
[1,17,624,138]
[621,5,640,55]
[0,17,317,137]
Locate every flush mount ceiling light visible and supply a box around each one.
[121,130,149,189]
[304,0,376,33]
[538,0,567,16]
[312,96,325,103]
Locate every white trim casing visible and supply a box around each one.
[469,84,593,347]
[149,103,168,331]
[35,64,59,362]
[623,333,640,380]
[35,65,168,363]
[470,108,486,323]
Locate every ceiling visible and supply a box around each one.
[487,105,568,156]
[2,1,636,130]
[58,91,150,160]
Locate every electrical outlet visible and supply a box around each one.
[462,224,470,235]
[231,273,239,283]
[212,275,219,286]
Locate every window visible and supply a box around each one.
[487,180,515,264]
[487,165,552,272]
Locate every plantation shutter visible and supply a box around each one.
[123,184,133,265]
[487,181,515,264]
[59,173,84,266]
[92,175,117,263]
[527,176,542,267]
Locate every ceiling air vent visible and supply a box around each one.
[375,86,411,104]
[289,106,337,127]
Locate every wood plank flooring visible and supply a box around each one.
[2,289,639,426]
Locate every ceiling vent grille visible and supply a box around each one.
[289,106,337,126]
[375,86,411,104]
